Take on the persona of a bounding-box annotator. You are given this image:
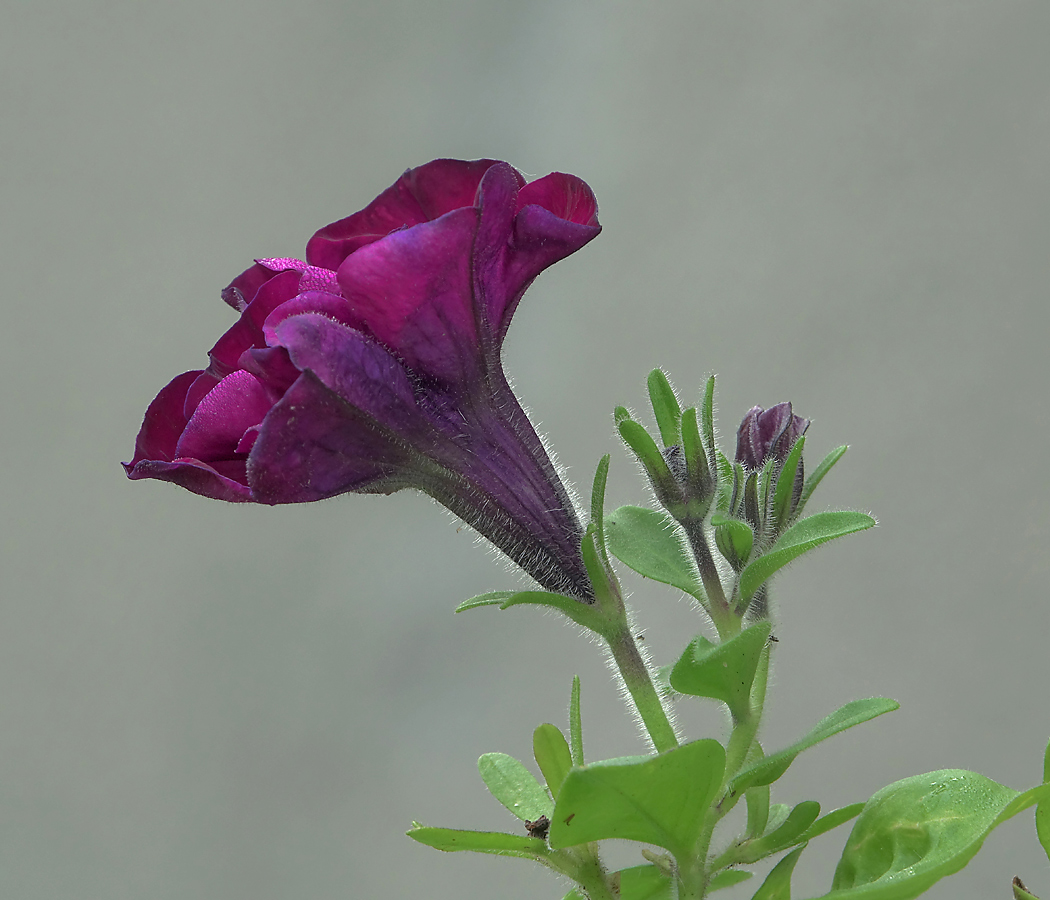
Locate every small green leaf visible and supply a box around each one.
[738,511,876,603]
[619,419,674,486]
[1037,737,1050,863]
[681,407,711,494]
[817,772,1050,900]
[796,445,848,516]
[736,801,820,864]
[561,891,586,900]
[798,803,865,842]
[712,513,754,571]
[534,724,573,800]
[605,506,703,599]
[549,739,726,858]
[731,698,899,794]
[648,369,682,447]
[710,869,754,892]
[478,753,553,822]
[407,825,549,860]
[617,864,673,900]
[614,406,632,427]
[569,675,584,766]
[591,454,611,549]
[669,622,772,721]
[714,451,734,513]
[751,844,806,899]
[772,436,805,530]
[455,591,514,612]
[746,783,772,839]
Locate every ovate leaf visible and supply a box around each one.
[478,753,552,822]
[669,622,772,720]
[817,771,1050,899]
[751,844,806,899]
[605,506,703,599]
[738,511,875,603]
[549,739,726,858]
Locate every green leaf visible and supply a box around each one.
[569,675,584,766]
[549,739,726,858]
[736,801,820,864]
[731,698,899,794]
[751,844,806,899]
[478,753,553,822]
[738,511,876,603]
[1014,876,1041,900]
[561,891,586,900]
[590,454,611,553]
[772,436,805,530]
[715,450,735,514]
[455,591,514,612]
[619,419,674,485]
[669,622,772,721]
[605,506,703,599]
[796,445,848,516]
[712,513,754,571]
[816,772,1050,899]
[617,864,673,900]
[746,783,772,839]
[711,869,754,892]
[1037,737,1050,863]
[798,803,865,842]
[681,407,711,493]
[534,724,573,801]
[407,825,549,860]
[648,369,682,447]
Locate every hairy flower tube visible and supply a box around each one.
[124,159,601,599]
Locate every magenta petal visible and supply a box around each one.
[126,370,201,465]
[516,172,599,226]
[124,458,252,502]
[261,291,355,345]
[175,370,275,461]
[336,207,481,382]
[208,269,303,375]
[305,159,501,270]
[248,372,415,503]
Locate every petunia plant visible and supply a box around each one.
[126,159,1050,899]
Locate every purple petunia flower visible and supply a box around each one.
[124,159,601,600]
[735,402,810,472]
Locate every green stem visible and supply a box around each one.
[680,518,734,632]
[606,625,679,753]
[570,846,617,900]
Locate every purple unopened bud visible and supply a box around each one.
[735,403,809,471]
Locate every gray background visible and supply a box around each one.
[2,2,1048,898]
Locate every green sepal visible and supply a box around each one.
[534,724,573,801]
[743,469,760,533]
[751,844,806,900]
[730,698,899,794]
[501,589,607,634]
[772,436,805,531]
[712,513,754,571]
[735,800,820,864]
[669,622,772,721]
[590,454,612,567]
[569,675,584,766]
[455,590,515,612]
[700,375,717,471]
[549,739,726,859]
[796,445,848,517]
[619,418,675,493]
[797,803,865,842]
[738,511,876,604]
[562,891,586,900]
[407,824,551,861]
[477,752,553,822]
[681,406,712,500]
[818,772,1050,899]
[648,369,682,447]
[714,451,735,513]
[1037,736,1050,862]
[605,506,704,600]
[614,405,632,427]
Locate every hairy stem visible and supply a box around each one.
[606,625,679,753]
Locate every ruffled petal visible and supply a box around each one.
[125,370,201,466]
[335,207,481,383]
[208,269,303,375]
[175,370,276,461]
[305,159,500,270]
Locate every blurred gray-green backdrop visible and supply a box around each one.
[2,2,1048,898]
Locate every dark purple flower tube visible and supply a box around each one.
[735,403,810,471]
[125,160,601,600]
